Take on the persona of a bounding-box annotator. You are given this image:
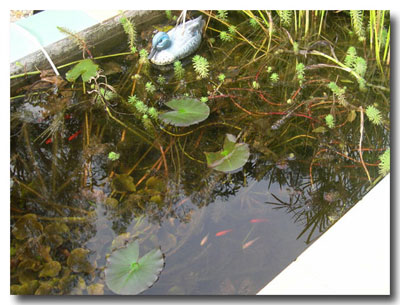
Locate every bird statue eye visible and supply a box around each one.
[156,35,171,50]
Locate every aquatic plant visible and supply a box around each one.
[295,62,305,85]
[157,75,166,85]
[128,95,149,114]
[200,97,208,103]
[228,25,237,35]
[105,240,164,295]
[350,10,366,41]
[252,81,260,90]
[277,10,292,27]
[378,149,390,175]
[147,107,159,119]
[159,98,210,127]
[270,73,279,83]
[220,31,233,42]
[249,17,259,28]
[365,105,383,125]
[192,55,209,78]
[120,14,137,53]
[344,46,357,67]
[218,73,226,83]
[328,82,347,106]
[139,49,149,65]
[325,114,335,129]
[65,59,99,83]
[108,152,120,161]
[217,10,228,21]
[165,10,174,20]
[173,60,185,80]
[145,82,156,94]
[204,133,250,173]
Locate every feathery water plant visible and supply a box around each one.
[277,10,293,27]
[192,55,209,78]
[353,57,367,78]
[200,97,208,103]
[139,49,149,65]
[270,73,279,83]
[228,25,237,35]
[218,73,226,83]
[128,95,148,114]
[217,10,228,21]
[249,17,259,28]
[365,105,383,125]
[147,107,159,119]
[328,82,347,106]
[350,10,366,41]
[295,63,305,85]
[108,152,120,161]
[325,114,335,129]
[378,149,390,175]
[157,75,166,85]
[252,81,260,90]
[344,46,357,67]
[120,15,137,53]
[173,60,185,80]
[220,31,233,42]
[145,82,156,94]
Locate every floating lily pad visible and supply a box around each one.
[39,261,61,278]
[204,134,250,173]
[159,98,210,127]
[66,59,99,83]
[105,240,164,295]
[12,214,43,240]
[67,248,95,273]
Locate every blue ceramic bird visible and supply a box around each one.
[148,15,205,66]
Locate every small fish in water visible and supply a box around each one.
[215,229,232,237]
[242,237,260,250]
[45,138,52,144]
[250,218,268,223]
[68,130,81,141]
[200,234,209,246]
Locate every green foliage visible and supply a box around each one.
[105,240,164,295]
[350,10,366,41]
[325,114,335,129]
[173,60,185,80]
[249,17,259,28]
[252,81,260,90]
[200,97,208,103]
[192,55,210,78]
[165,10,173,20]
[228,25,236,35]
[145,82,156,94]
[343,46,368,90]
[378,149,390,175]
[270,73,279,83]
[218,73,226,83]
[159,98,210,127]
[204,134,250,173]
[293,41,299,55]
[277,10,293,27]
[220,31,233,42]
[108,152,120,161]
[353,57,367,77]
[148,107,159,119]
[139,49,149,65]
[217,10,228,21]
[295,63,305,85]
[157,75,166,85]
[120,15,137,53]
[328,82,347,106]
[365,105,382,125]
[65,59,99,83]
[128,95,148,114]
[344,46,357,67]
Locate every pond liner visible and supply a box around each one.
[10,10,165,94]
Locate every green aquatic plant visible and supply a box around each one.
[157,75,166,85]
[108,152,120,161]
[200,97,208,103]
[139,49,149,65]
[218,73,226,83]
[328,82,347,106]
[204,133,250,173]
[220,31,233,42]
[120,14,137,53]
[192,55,209,78]
[350,10,366,41]
[217,10,228,21]
[249,17,259,28]
[105,240,164,295]
[295,62,305,85]
[378,149,390,175]
[159,98,210,127]
[365,105,383,125]
[128,96,148,114]
[228,25,236,35]
[145,82,156,94]
[277,10,292,27]
[165,10,173,20]
[252,81,260,90]
[148,107,159,119]
[65,59,99,83]
[325,114,335,129]
[173,60,185,80]
[270,73,279,83]
[344,46,357,67]
[353,57,367,78]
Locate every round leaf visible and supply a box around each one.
[159,98,210,127]
[105,240,164,295]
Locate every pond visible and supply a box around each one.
[10,10,390,295]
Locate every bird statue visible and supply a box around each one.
[148,13,205,66]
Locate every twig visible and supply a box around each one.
[358,106,372,182]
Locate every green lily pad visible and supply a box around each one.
[105,240,164,295]
[66,59,99,83]
[159,98,210,127]
[67,248,95,273]
[204,134,250,173]
[12,214,43,240]
[39,261,61,278]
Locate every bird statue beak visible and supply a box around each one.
[148,47,156,60]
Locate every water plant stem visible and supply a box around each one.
[358,106,371,182]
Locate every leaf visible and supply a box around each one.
[312,126,327,133]
[105,240,164,295]
[67,248,95,273]
[66,59,99,83]
[159,98,210,127]
[111,174,136,193]
[204,134,250,173]
[347,110,357,123]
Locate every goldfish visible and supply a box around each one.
[200,234,209,246]
[45,138,52,144]
[68,130,81,141]
[242,237,260,250]
[250,218,268,223]
[215,229,232,237]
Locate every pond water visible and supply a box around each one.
[10,10,390,295]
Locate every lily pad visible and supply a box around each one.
[204,134,250,173]
[66,59,99,83]
[67,248,95,273]
[39,261,61,278]
[105,240,164,295]
[12,214,43,240]
[159,98,210,127]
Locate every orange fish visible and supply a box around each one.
[200,234,209,246]
[215,229,232,237]
[68,130,81,141]
[45,138,52,144]
[250,218,268,223]
[242,237,260,249]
